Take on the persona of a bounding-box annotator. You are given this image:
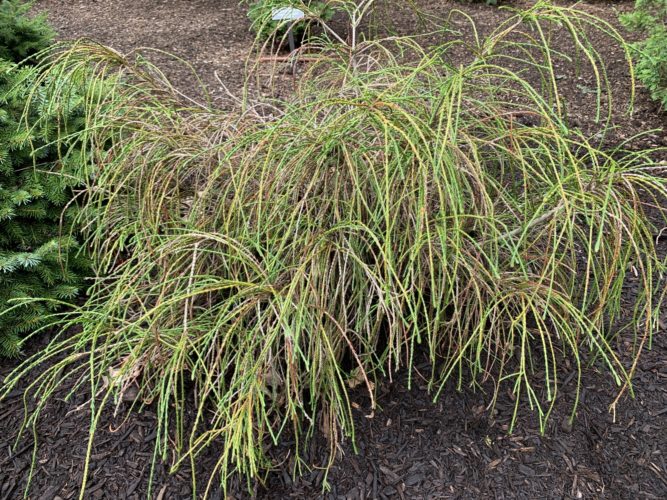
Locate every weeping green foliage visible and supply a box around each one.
[0,1,88,357]
[3,1,667,496]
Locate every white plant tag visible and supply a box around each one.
[272,6,305,21]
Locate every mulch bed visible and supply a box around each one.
[2,318,666,499]
[2,0,667,498]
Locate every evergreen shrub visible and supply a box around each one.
[0,0,88,357]
[621,0,667,108]
[7,4,666,493]
[0,0,54,63]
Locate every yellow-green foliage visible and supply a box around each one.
[3,2,666,496]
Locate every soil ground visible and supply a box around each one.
[1,1,667,499]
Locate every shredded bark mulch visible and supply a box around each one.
[2,318,666,499]
[1,1,666,498]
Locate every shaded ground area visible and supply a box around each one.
[30,0,667,144]
[266,326,667,499]
[33,0,255,100]
[1,0,666,498]
[2,311,666,499]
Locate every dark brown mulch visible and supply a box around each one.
[1,0,666,498]
[30,0,667,145]
[32,0,255,100]
[264,329,667,499]
[2,310,666,499]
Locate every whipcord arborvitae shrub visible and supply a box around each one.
[2,2,667,497]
